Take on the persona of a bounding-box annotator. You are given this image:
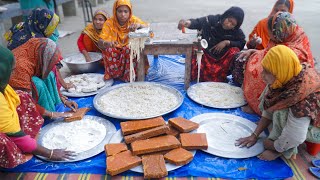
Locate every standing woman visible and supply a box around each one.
[239,12,314,115]
[9,38,77,119]
[178,6,246,82]
[246,0,294,50]
[98,0,148,82]
[0,45,74,168]
[77,9,109,62]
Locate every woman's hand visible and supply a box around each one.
[98,39,118,49]
[51,112,73,119]
[211,40,230,54]
[64,100,78,112]
[235,133,258,148]
[248,34,262,49]
[178,19,191,30]
[50,149,76,161]
[128,23,141,32]
[236,49,257,62]
[64,82,75,90]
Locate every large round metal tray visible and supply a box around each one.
[36,115,116,162]
[187,82,246,109]
[60,73,113,97]
[63,52,102,64]
[190,113,266,159]
[93,82,183,120]
[109,130,196,173]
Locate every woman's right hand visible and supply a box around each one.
[50,149,76,161]
[235,134,258,148]
[98,39,118,49]
[236,49,257,62]
[178,19,191,30]
[51,112,73,119]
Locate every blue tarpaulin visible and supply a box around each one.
[2,55,293,179]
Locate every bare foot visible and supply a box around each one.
[241,105,255,114]
[258,150,281,161]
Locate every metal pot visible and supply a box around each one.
[63,52,103,74]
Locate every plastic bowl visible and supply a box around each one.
[63,52,103,74]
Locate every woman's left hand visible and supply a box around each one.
[212,40,230,54]
[65,82,75,90]
[64,100,78,112]
[128,23,141,32]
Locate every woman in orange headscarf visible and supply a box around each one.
[246,0,294,50]
[240,12,314,115]
[98,0,148,82]
[77,9,109,62]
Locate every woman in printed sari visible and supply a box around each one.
[5,8,76,111]
[178,6,246,82]
[236,45,320,161]
[77,9,109,62]
[9,38,77,119]
[0,45,74,168]
[238,12,314,115]
[19,0,59,42]
[98,0,148,82]
[246,0,294,50]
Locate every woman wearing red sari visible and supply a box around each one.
[98,0,148,82]
[0,45,74,168]
[77,9,109,62]
[240,12,314,115]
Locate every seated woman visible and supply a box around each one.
[178,6,246,82]
[98,0,148,82]
[237,12,314,115]
[246,0,294,50]
[9,38,77,119]
[236,45,320,161]
[0,45,74,168]
[5,8,77,114]
[77,10,109,62]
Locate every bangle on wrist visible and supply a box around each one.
[50,112,54,118]
[252,132,258,138]
[49,149,53,159]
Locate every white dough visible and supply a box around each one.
[42,118,107,153]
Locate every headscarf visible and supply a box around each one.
[247,0,294,50]
[268,0,294,17]
[261,45,302,89]
[83,9,109,43]
[0,46,21,134]
[100,0,147,48]
[9,38,61,91]
[5,8,59,50]
[0,46,14,92]
[220,6,244,29]
[270,11,297,43]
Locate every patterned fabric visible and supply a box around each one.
[263,64,320,127]
[242,12,314,115]
[83,10,109,44]
[9,38,62,91]
[100,0,147,48]
[261,45,302,89]
[5,8,59,50]
[102,47,136,82]
[246,0,294,50]
[191,47,240,82]
[0,90,44,168]
[0,45,14,92]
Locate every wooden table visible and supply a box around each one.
[136,23,197,89]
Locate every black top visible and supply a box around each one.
[189,7,246,59]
